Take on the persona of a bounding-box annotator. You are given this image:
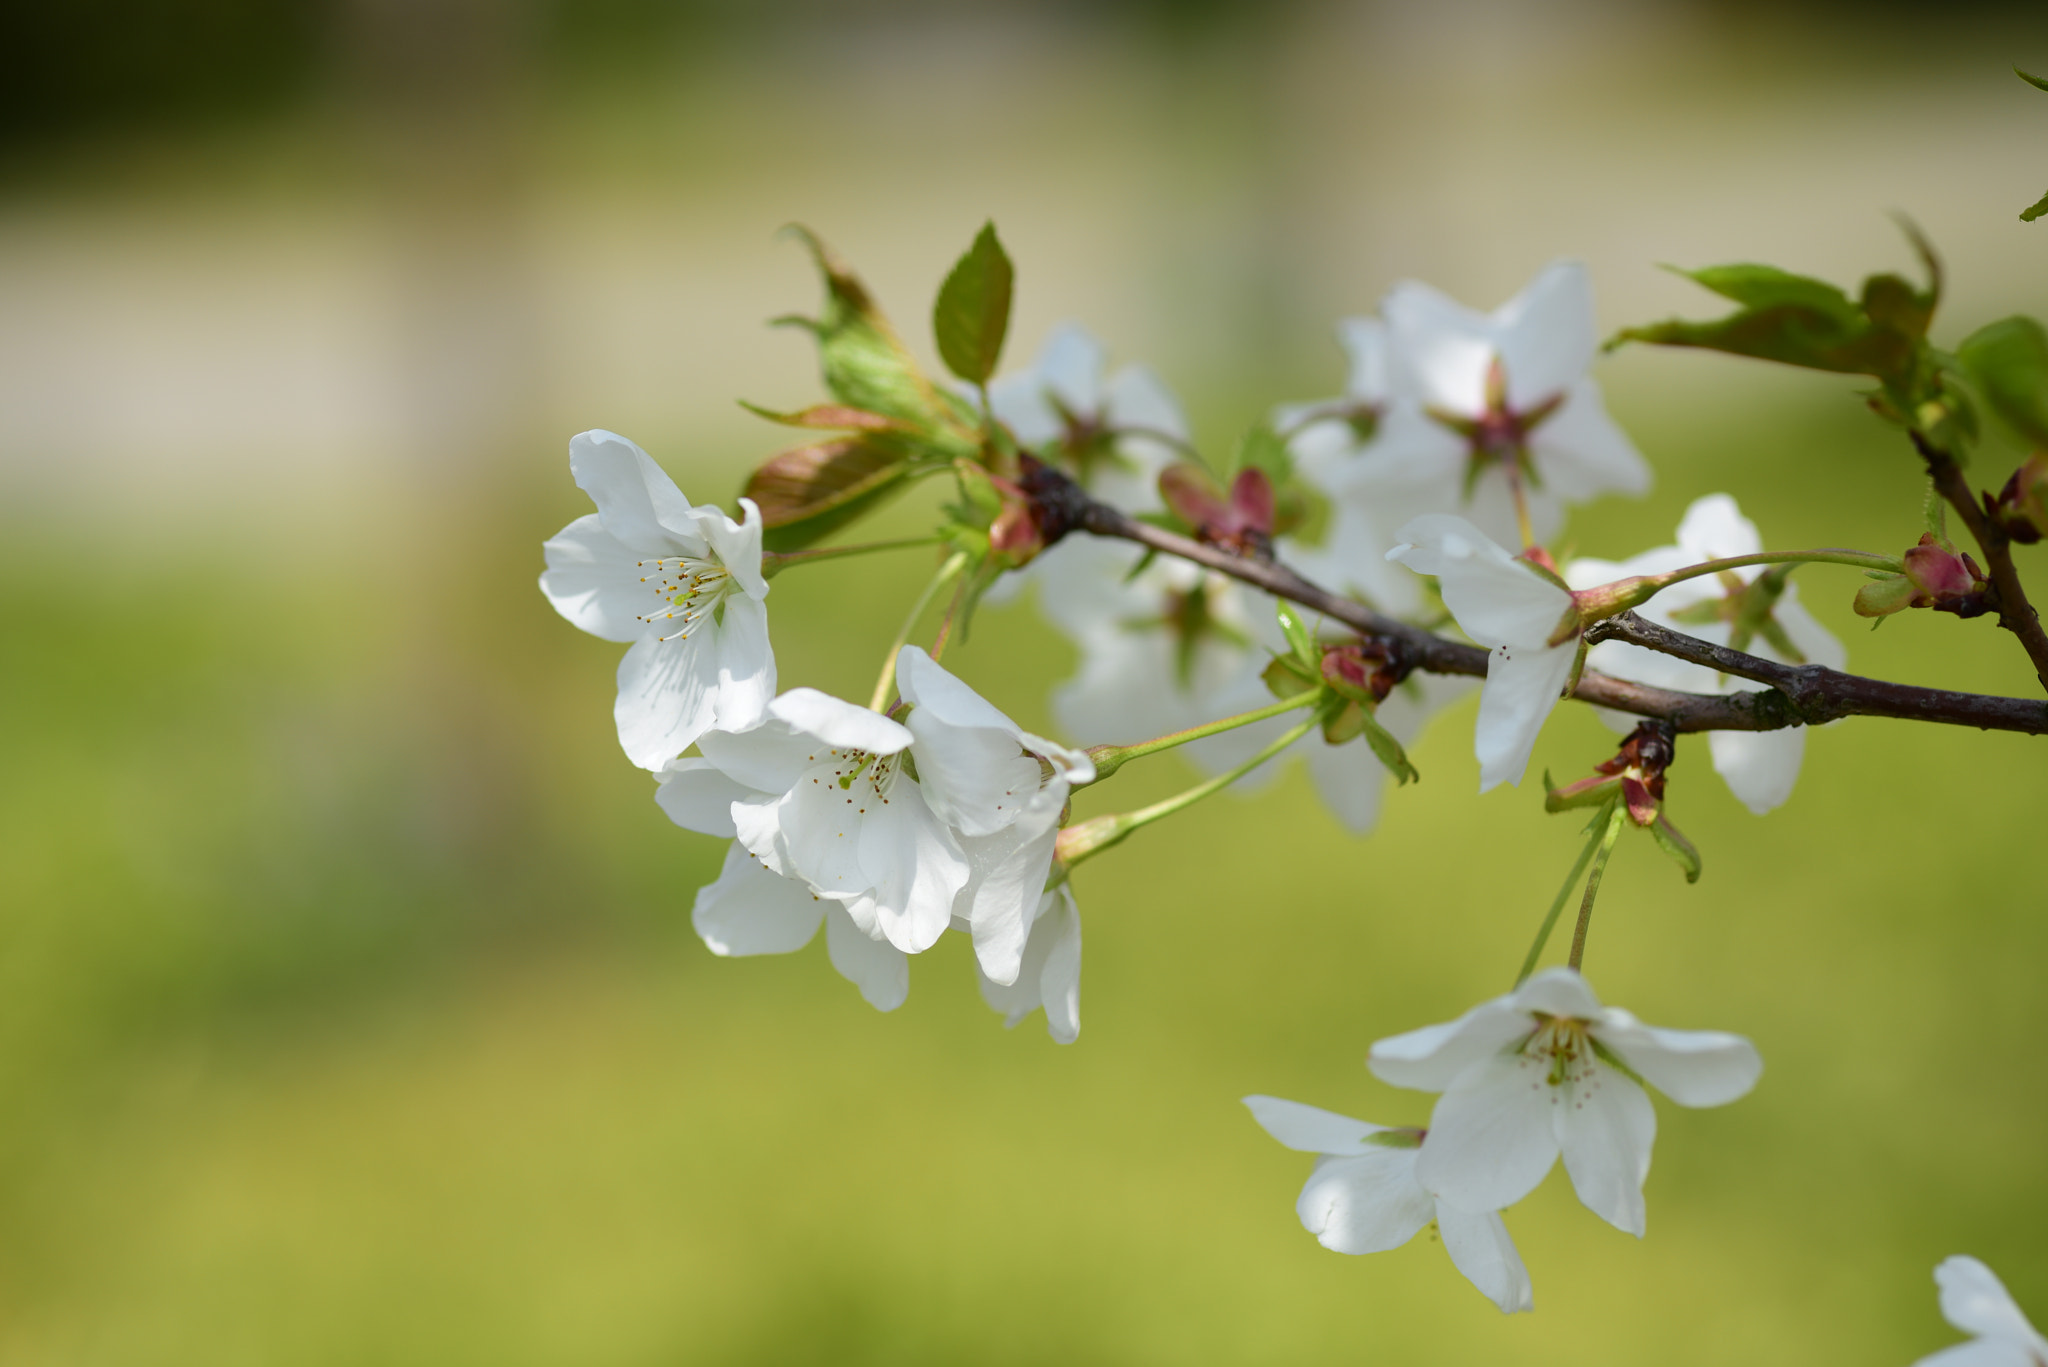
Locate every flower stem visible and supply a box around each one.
[1567,801,1629,973]
[1638,548,1901,591]
[1506,464,1537,552]
[868,550,970,712]
[761,536,947,576]
[928,563,976,663]
[1055,713,1319,869]
[1515,796,1618,986]
[1081,690,1322,785]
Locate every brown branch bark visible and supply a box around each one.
[1913,431,2048,693]
[1025,463,2048,738]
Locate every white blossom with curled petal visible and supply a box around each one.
[1568,494,1847,815]
[1913,1256,2048,1367]
[540,429,775,770]
[1361,261,1651,545]
[1368,967,1762,1237]
[1243,1095,1532,1314]
[1386,514,1581,792]
[971,884,1082,1044]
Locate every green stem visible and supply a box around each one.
[1567,802,1629,973]
[762,536,947,576]
[1515,796,1618,986]
[868,550,970,712]
[1082,690,1321,785]
[1057,714,1320,869]
[1640,548,1901,590]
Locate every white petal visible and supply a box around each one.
[856,779,971,954]
[1435,1202,1535,1314]
[539,515,656,644]
[1413,1049,1562,1213]
[1938,1257,2048,1347]
[1555,1059,1656,1237]
[767,688,912,754]
[956,799,1062,986]
[1369,999,1533,1092]
[1676,493,1763,561]
[896,646,1022,736]
[1104,362,1189,440]
[691,841,825,956]
[568,429,703,557]
[1708,727,1806,815]
[1772,592,1849,671]
[1528,379,1651,499]
[823,903,909,1011]
[763,763,877,901]
[1034,322,1106,416]
[692,497,769,599]
[975,884,1081,1042]
[612,633,718,770]
[1509,966,1605,1019]
[654,758,754,837]
[1384,279,1494,414]
[1337,317,1390,401]
[1474,640,1578,792]
[1389,515,1574,648]
[1242,1096,1392,1156]
[1595,1011,1763,1107]
[1296,1151,1436,1255]
[705,594,776,735]
[1302,740,1389,835]
[1495,260,1596,410]
[697,716,828,796]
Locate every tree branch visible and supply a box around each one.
[1022,461,2048,739]
[1913,431,2048,693]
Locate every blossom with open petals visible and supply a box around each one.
[1358,261,1650,546]
[1568,494,1846,814]
[1913,1256,2048,1367]
[1386,514,1581,791]
[1368,967,1761,1236]
[540,429,774,770]
[988,323,1186,515]
[1244,1095,1533,1314]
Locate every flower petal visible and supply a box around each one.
[1707,727,1806,815]
[1413,1048,1562,1213]
[1527,379,1651,499]
[1337,317,1390,401]
[1937,1257,2048,1346]
[694,497,769,599]
[823,903,909,1011]
[1911,1340,2041,1367]
[612,633,718,770]
[697,716,830,797]
[1296,1150,1436,1255]
[706,593,776,736]
[539,514,655,644]
[1388,515,1574,648]
[1495,260,1596,410]
[975,885,1081,1042]
[956,800,1062,986]
[1509,966,1605,1019]
[856,779,971,954]
[1675,493,1763,561]
[1555,1060,1656,1237]
[569,429,704,557]
[1384,280,1494,414]
[1301,740,1390,836]
[691,841,825,956]
[1241,1096,1392,1157]
[1474,640,1578,792]
[767,688,912,754]
[1369,999,1533,1092]
[654,758,755,837]
[1595,1010,1763,1107]
[1435,1202,1535,1314]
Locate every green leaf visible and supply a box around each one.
[1650,815,1702,884]
[932,221,1015,386]
[1231,422,1291,483]
[1956,316,2048,446]
[775,226,976,444]
[1674,264,1860,319]
[2024,191,2048,224]
[744,436,918,551]
[1261,654,1317,700]
[2018,67,2048,93]
[737,401,913,433]
[1275,601,1317,665]
[1357,707,1419,786]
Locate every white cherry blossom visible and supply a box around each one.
[540,429,775,770]
[1568,494,1846,814]
[1368,967,1762,1237]
[1386,514,1581,792]
[988,322,1187,515]
[1913,1256,2048,1367]
[971,884,1082,1043]
[1363,260,1651,546]
[1243,1095,1532,1314]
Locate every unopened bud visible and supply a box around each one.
[1988,452,2048,545]
[1855,535,1989,618]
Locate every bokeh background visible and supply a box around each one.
[4,1,2047,1362]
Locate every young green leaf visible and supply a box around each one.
[1275,600,1317,665]
[1358,707,1420,786]
[1650,814,1702,884]
[2024,191,2048,225]
[1956,316,2048,447]
[932,221,1015,387]
[2018,67,2048,93]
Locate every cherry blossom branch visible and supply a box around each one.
[1021,462,2048,737]
[1911,431,2048,693]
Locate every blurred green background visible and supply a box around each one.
[4,1,2048,1362]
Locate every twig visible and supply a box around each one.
[1912,431,2048,693]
